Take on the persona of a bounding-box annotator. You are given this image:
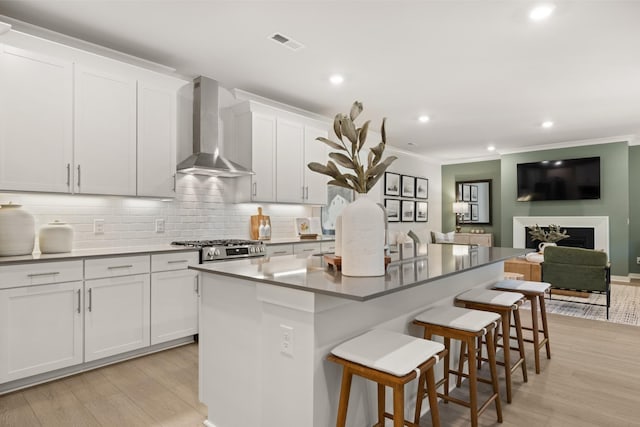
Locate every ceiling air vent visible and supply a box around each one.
[269,33,305,51]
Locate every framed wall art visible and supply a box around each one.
[415,178,428,199]
[401,175,415,198]
[401,200,415,222]
[384,199,401,222]
[415,201,428,222]
[384,172,400,196]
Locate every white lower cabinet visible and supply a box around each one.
[84,273,151,362]
[0,281,83,383]
[151,269,198,345]
[293,242,321,255]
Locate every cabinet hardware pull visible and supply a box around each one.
[107,264,133,269]
[172,174,176,192]
[66,163,71,187]
[168,260,188,264]
[302,186,305,199]
[77,165,81,187]
[273,251,288,255]
[302,248,314,252]
[305,186,309,200]
[88,288,92,312]
[77,289,81,314]
[253,182,257,197]
[195,275,200,296]
[27,272,60,277]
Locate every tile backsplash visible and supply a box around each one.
[0,175,312,250]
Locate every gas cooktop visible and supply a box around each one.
[171,239,266,262]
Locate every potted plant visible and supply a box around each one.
[528,224,569,252]
[307,101,397,276]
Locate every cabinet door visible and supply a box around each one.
[0,281,83,383]
[293,242,321,255]
[84,274,150,362]
[304,126,328,204]
[137,81,177,197]
[453,234,470,244]
[74,65,137,195]
[251,113,276,201]
[151,270,198,345]
[276,119,304,203]
[266,244,294,257]
[469,234,492,247]
[0,45,73,193]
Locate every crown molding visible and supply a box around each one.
[498,134,636,155]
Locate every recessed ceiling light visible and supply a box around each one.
[487,145,496,152]
[554,160,563,166]
[529,4,555,21]
[541,160,549,164]
[329,74,344,85]
[541,121,554,128]
[418,115,430,123]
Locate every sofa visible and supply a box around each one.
[541,246,611,318]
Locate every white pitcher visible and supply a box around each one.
[538,242,557,253]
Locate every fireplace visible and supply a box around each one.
[524,226,595,250]
[512,216,609,254]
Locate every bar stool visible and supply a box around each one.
[455,288,528,404]
[413,306,502,427]
[493,279,552,374]
[328,329,446,427]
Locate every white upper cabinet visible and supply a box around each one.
[0,45,73,193]
[303,126,328,205]
[276,118,305,203]
[251,113,277,202]
[137,80,177,197]
[74,65,137,196]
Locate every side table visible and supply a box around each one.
[504,257,541,282]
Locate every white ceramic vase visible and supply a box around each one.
[334,215,342,257]
[340,194,385,277]
[538,242,557,253]
[0,203,35,256]
[39,220,74,254]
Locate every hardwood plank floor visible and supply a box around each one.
[1,313,640,426]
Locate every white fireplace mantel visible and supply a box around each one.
[513,216,610,254]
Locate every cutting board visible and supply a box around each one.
[250,207,271,240]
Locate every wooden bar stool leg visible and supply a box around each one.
[336,368,353,427]
[513,309,528,383]
[443,336,451,401]
[414,375,423,425]
[467,337,479,427]
[426,367,441,427]
[393,384,404,427]
[539,294,552,359]
[530,296,541,374]
[456,339,466,387]
[485,328,503,423]
[377,383,386,426]
[477,335,483,370]
[500,312,513,404]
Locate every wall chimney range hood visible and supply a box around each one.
[177,76,254,177]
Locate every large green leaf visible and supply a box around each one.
[357,120,370,153]
[329,152,356,169]
[333,114,343,140]
[366,156,397,191]
[381,118,387,144]
[307,162,335,177]
[370,142,384,166]
[349,101,363,121]
[328,179,353,190]
[341,117,358,145]
[327,160,340,176]
[367,150,375,169]
[316,137,347,152]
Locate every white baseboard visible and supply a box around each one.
[612,275,631,283]
[628,273,640,280]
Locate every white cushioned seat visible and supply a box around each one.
[493,279,551,293]
[414,305,500,333]
[456,288,525,307]
[330,329,444,377]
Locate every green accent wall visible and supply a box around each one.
[441,160,502,245]
[501,142,629,276]
[629,146,640,274]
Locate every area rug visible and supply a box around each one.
[521,283,640,326]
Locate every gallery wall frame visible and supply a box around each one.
[384,172,400,196]
[384,199,401,222]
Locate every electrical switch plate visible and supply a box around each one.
[94,219,105,235]
[280,324,294,357]
[637,257,640,265]
[155,219,165,233]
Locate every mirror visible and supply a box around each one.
[455,179,492,225]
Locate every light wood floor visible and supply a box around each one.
[2,312,640,427]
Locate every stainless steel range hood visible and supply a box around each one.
[177,76,254,177]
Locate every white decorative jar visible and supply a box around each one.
[340,194,385,277]
[538,242,557,253]
[39,220,74,254]
[0,203,35,256]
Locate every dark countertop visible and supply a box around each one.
[191,244,531,301]
[0,245,198,266]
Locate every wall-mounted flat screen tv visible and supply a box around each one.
[516,156,601,201]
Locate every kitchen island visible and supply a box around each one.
[192,244,530,427]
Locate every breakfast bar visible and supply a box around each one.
[192,245,530,427]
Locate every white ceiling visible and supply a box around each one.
[1,0,639,162]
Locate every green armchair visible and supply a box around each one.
[541,246,611,319]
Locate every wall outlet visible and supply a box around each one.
[637,257,640,265]
[94,219,105,235]
[155,219,165,233]
[280,324,294,357]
